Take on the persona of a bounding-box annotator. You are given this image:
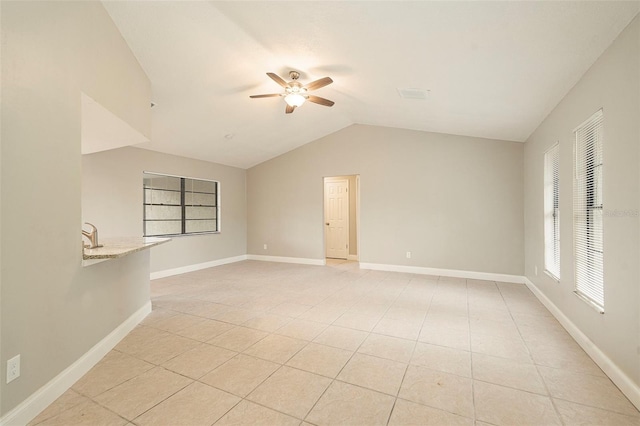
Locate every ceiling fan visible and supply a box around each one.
[250,71,335,114]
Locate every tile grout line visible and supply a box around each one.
[497,280,566,426]
[466,278,479,424]
[231,271,368,424]
[385,276,439,426]
[302,276,413,424]
[89,365,193,425]
[207,276,325,424]
[157,274,322,424]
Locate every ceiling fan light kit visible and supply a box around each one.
[284,93,306,107]
[250,70,335,114]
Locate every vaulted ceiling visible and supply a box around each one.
[103,1,639,169]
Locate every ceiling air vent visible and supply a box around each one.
[397,88,430,100]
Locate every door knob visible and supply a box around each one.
[326,222,330,225]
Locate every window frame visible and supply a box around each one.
[573,109,604,313]
[544,143,560,281]
[143,171,220,237]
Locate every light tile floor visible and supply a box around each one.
[30,260,640,425]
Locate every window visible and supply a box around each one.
[143,172,219,237]
[544,143,560,280]
[573,109,604,312]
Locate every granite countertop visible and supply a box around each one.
[82,237,171,260]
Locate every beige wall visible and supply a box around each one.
[1,2,151,415]
[82,147,247,273]
[248,125,524,275]
[524,16,639,387]
[347,175,357,257]
[1,2,4,411]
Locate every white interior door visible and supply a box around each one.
[324,178,349,259]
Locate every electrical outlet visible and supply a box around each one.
[406,251,411,259]
[7,355,20,384]
[263,244,267,250]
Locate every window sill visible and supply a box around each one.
[573,291,605,314]
[144,231,220,238]
[544,270,560,283]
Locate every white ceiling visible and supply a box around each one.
[102,1,639,169]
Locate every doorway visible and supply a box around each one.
[324,175,359,260]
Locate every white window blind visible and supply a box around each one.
[143,172,219,237]
[544,143,560,279]
[573,109,604,312]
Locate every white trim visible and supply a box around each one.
[543,269,560,283]
[358,262,524,284]
[572,107,604,133]
[150,255,248,280]
[0,302,151,426]
[247,254,325,266]
[524,277,640,410]
[355,175,360,262]
[323,177,350,260]
[573,290,605,314]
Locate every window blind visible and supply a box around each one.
[573,109,604,311]
[143,172,219,237]
[544,143,560,279]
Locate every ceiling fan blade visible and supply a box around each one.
[307,95,335,107]
[304,77,333,91]
[267,72,289,88]
[285,104,295,114]
[249,94,281,98]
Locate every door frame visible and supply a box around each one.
[323,175,360,261]
[324,177,349,260]
[353,175,360,261]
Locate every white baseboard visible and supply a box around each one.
[524,277,640,410]
[150,255,248,280]
[247,254,325,266]
[359,262,524,284]
[0,302,152,426]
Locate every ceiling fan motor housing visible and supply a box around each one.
[289,71,300,80]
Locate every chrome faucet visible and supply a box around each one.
[82,222,103,249]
